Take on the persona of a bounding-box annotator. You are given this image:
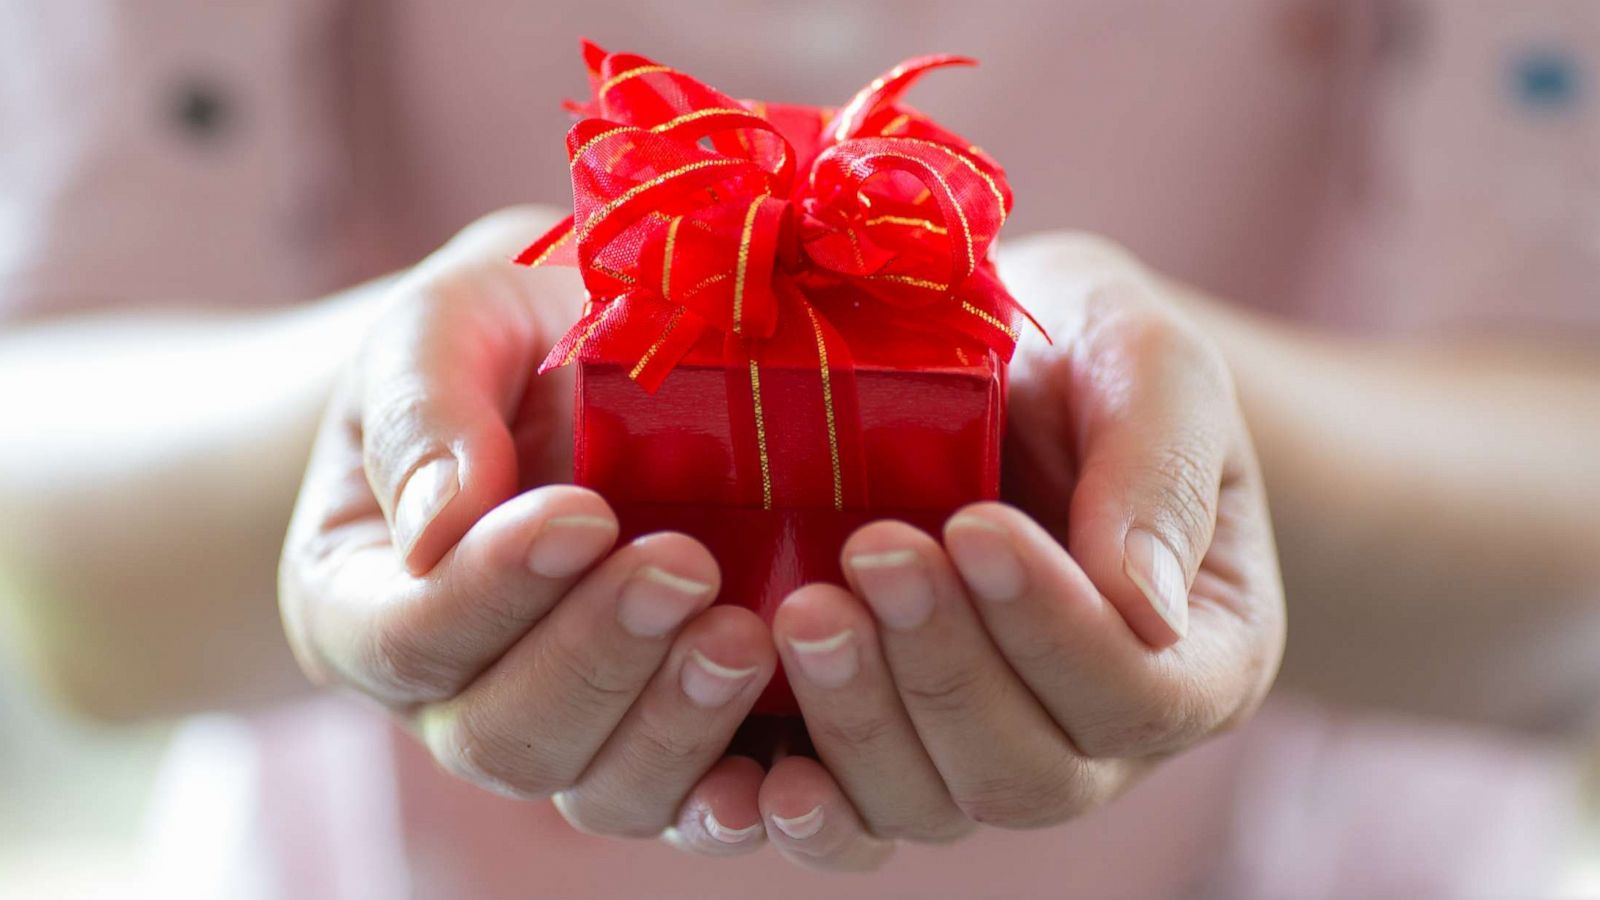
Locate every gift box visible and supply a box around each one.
[518,43,1037,714]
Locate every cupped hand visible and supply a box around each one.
[278,207,779,856]
[754,232,1287,872]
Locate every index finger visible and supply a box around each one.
[942,496,1282,759]
[280,378,618,706]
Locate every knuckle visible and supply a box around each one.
[1182,678,1242,740]
[897,665,995,717]
[362,380,432,466]
[807,711,897,754]
[952,758,1086,829]
[440,708,566,798]
[1077,439,1219,560]
[1102,307,1235,401]
[990,629,1064,675]
[1080,282,1162,347]
[364,625,460,703]
[1076,685,1223,758]
[1146,442,1221,548]
[1110,307,1205,368]
[450,565,542,637]
[541,632,640,707]
[1212,702,1254,738]
[619,711,708,781]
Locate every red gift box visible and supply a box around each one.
[518,43,1037,714]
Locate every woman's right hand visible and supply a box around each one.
[278,207,780,855]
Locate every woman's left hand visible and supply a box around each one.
[752,232,1286,871]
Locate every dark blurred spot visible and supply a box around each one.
[1513,49,1581,112]
[1279,0,1340,67]
[170,79,234,143]
[1375,0,1427,67]
[729,715,814,766]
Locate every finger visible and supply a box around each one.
[288,479,620,706]
[843,521,1128,829]
[356,208,582,573]
[944,501,1274,758]
[356,259,564,574]
[773,584,971,843]
[660,756,768,857]
[554,606,776,838]
[417,532,719,798]
[759,756,896,873]
[1063,289,1236,646]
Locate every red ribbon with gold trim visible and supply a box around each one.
[519,42,1039,511]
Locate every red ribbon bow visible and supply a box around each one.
[518,41,1038,393]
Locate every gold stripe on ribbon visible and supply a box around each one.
[661,216,682,301]
[577,158,743,242]
[629,308,683,381]
[645,108,789,177]
[748,359,773,509]
[730,192,770,335]
[843,226,866,270]
[865,214,947,235]
[569,126,632,164]
[681,271,729,297]
[804,305,844,511]
[894,137,1009,225]
[881,113,911,135]
[651,108,728,133]
[599,64,673,98]
[561,301,614,366]
[961,301,1019,340]
[869,273,949,291]
[649,107,739,135]
[523,228,573,269]
[591,263,636,285]
[869,151,975,277]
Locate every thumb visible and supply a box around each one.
[1065,310,1234,647]
[360,299,526,575]
[358,283,548,575]
[358,206,578,575]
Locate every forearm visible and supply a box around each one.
[0,281,388,721]
[1183,285,1600,730]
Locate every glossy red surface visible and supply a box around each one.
[575,345,1005,714]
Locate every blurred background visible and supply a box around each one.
[4,0,1600,897]
[0,649,167,895]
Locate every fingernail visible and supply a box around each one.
[944,514,1027,602]
[704,809,763,844]
[527,515,618,579]
[771,805,824,840]
[785,629,858,689]
[395,456,459,556]
[1124,529,1189,638]
[847,549,934,631]
[680,649,758,708]
[618,565,714,638]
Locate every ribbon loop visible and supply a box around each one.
[524,42,1040,390]
[826,54,977,144]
